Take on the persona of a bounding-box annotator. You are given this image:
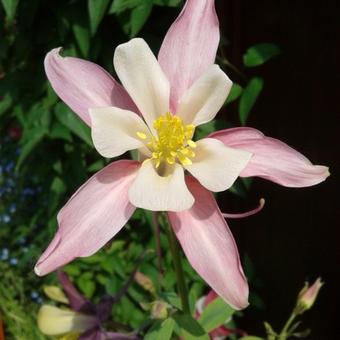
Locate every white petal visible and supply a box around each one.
[185,138,252,192]
[176,65,232,126]
[114,38,170,130]
[128,161,194,212]
[37,305,97,336]
[89,107,150,158]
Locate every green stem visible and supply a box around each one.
[277,312,297,340]
[151,212,163,279]
[165,216,190,314]
[216,55,248,82]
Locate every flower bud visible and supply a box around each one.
[134,271,156,296]
[150,301,169,320]
[296,277,323,313]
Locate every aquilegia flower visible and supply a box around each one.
[35,0,329,310]
[38,271,139,339]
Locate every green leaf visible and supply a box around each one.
[145,318,175,340]
[16,126,47,171]
[51,177,66,194]
[88,0,110,35]
[77,273,96,298]
[239,77,264,125]
[195,120,216,140]
[129,0,153,37]
[198,297,234,333]
[160,291,181,309]
[243,43,281,67]
[55,103,92,146]
[87,159,105,172]
[1,0,19,23]
[109,0,141,14]
[0,93,12,116]
[72,22,91,57]
[173,314,209,340]
[153,0,181,7]
[50,122,73,142]
[225,83,243,104]
[240,337,264,340]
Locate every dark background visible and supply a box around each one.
[216,0,339,338]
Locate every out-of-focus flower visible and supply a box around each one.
[195,290,247,339]
[35,0,329,311]
[38,271,139,340]
[296,277,323,313]
[7,125,22,141]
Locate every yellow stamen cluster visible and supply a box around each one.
[137,112,196,168]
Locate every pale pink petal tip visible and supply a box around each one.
[158,0,220,112]
[45,48,137,126]
[168,177,249,310]
[34,160,139,276]
[210,127,329,187]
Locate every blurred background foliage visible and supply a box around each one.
[0,0,307,339]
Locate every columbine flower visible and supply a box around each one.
[38,271,139,340]
[34,0,329,310]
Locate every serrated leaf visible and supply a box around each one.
[239,77,264,125]
[55,103,92,146]
[173,314,209,340]
[1,0,19,23]
[145,318,175,340]
[225,83,243,104]
[198,297,234,333]
[129,0,153,37]
[88,0,110,35]
[243,43,281,67]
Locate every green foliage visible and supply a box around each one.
[0,262,47,340]
[1,0,19,23]
[173,314,209,340]
[88,0,111,35]
[144,317,175,340]
[55,103,92,146]
[243,43,281,67]
[239,77,264,125]
[198,297,235,333]
[226,83,243,104]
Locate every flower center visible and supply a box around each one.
[137,112,196,168]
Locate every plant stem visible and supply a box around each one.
[165,216,190,314]
[217,48,248,82]
[151,212,163,279]
[278,312,297,340]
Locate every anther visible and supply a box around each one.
[136,131,147,139]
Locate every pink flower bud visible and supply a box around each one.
[297,277,323,312]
